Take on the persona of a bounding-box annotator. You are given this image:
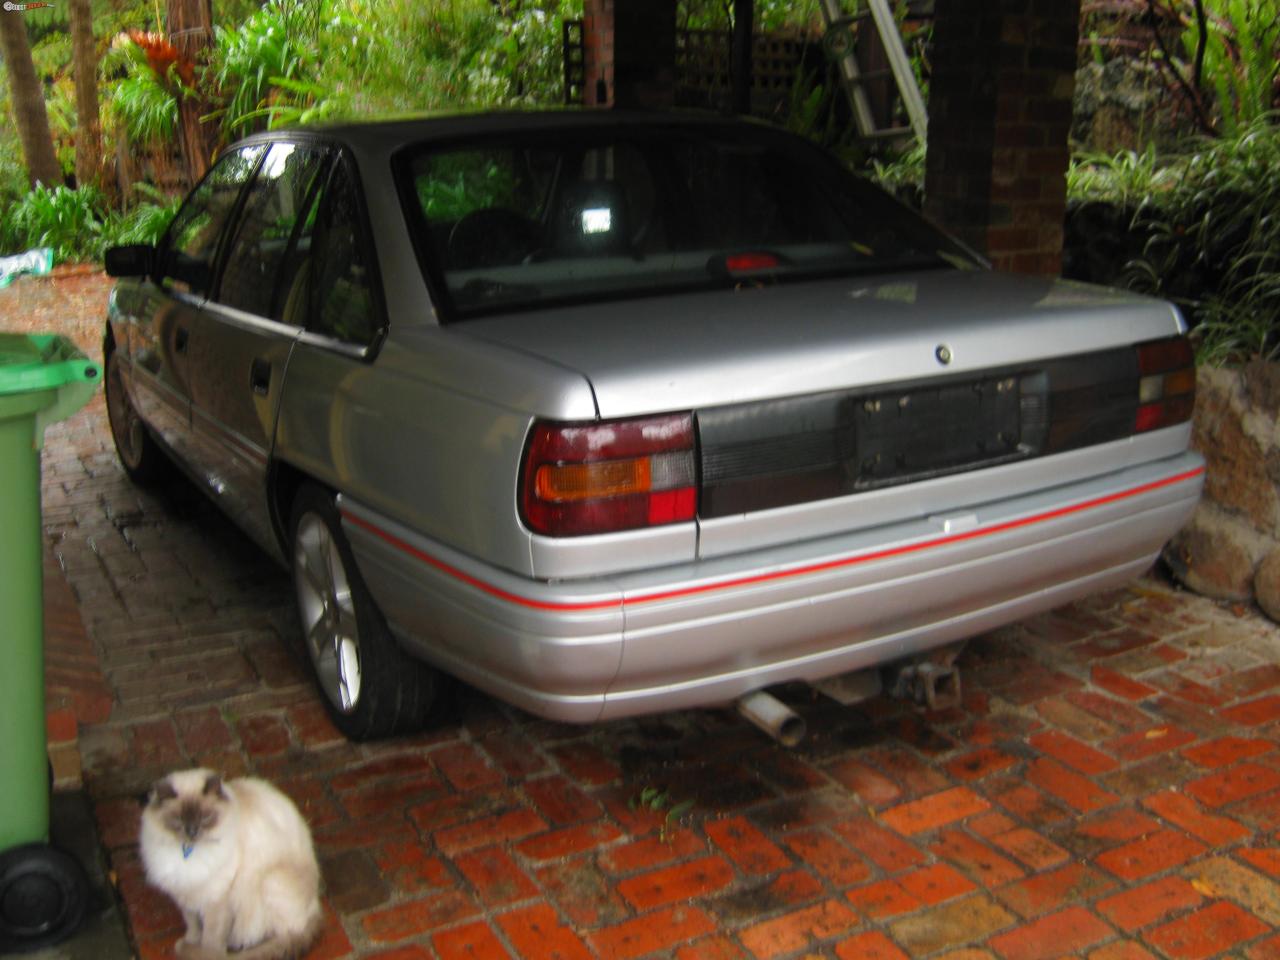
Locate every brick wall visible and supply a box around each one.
[583,0,614,106]
[924,0,1082,275]
[583,0,677,108]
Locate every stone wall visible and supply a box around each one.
[1165,361,1280,621]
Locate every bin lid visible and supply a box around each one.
[0,334,100,396]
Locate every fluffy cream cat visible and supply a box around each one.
[139,769,323,960]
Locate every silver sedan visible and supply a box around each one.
[102,111,1202,741]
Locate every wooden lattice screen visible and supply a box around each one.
[563,19,586,105]
[560,21,817,114]
[674,29,815,114]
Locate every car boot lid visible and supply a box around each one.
[456,269,1184,419]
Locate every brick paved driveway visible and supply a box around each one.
[10,272,1280,960]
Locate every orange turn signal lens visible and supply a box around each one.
[1164,367,1196,396]
[535,458,651,502]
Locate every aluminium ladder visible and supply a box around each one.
[818,0,928,144]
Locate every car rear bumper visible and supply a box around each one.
[340,451,1203,723]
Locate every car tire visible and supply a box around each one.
[105,348,170,485]
[289,484,438,740]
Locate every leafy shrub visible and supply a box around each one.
[1069,118,1280,365]
[868,141,925,207]
[1066,145,1181,207]
[100,186,182,249]
[1135,119,1280,363]
[1180,0,1279,136]
[3,184,107,262]
[209,0,315,138]
[102,33,180,147]
[1,181,179,263]
[203,0,581,134]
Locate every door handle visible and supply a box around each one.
[174,327,189,353]
[250,357,271,396]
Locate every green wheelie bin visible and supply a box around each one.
[0,333,100,952]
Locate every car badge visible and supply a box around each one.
[935,344,953,366]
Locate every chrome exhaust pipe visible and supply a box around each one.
[737,690,806,747]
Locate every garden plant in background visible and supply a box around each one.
[1,0,1275,315]
[0,0,582,263]
[1121,120,1280,365]
[1066,0,1279,366]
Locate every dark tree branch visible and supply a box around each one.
[1145,0,1216,134]
[1190,0,1208,91]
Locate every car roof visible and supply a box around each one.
[237,109,774,154]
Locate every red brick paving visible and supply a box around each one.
[11,271,1280,958]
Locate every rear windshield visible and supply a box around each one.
[397,124,976,320]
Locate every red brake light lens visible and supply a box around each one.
[521,413,697,536]
[724,252,780,272]
[1135,335,1195,433]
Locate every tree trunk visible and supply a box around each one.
[166,0,215,185]
[68,0,102,192]
[0,11,62,188]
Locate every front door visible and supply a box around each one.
[130,144,265,463]
[186,141,330,558]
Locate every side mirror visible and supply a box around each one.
[104,244,155,279]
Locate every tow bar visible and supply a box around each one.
[885,643,965,711]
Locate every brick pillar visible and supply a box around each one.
[583,0,614,107]
[583,0,676,108]
[924,0,1081,275]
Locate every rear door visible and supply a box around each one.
[185,139,331,557]
[129,144,264,463]
[270,152,390,497]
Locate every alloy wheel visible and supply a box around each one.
[293,513,363,713]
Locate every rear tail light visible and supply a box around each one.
[1135,336,1196,433]
[521,413,697,536]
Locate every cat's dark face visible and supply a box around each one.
[147,772,229,846]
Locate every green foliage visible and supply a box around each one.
[100,186,182,248]
[1180,0,1279,136]
[19,0,70,45]
[415,153,520,222]
[495,2,578,105]
[1066,145,1181,207]
[101,37,179,146]
[0,180,179,262]
[209,0,316,138]
[3,184,107,262]
[1072,119,1280,365]
[201,0,582,135]
[1160,120,1280,363]
[869,140,925,201]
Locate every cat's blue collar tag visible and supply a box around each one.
[182,843,195,859]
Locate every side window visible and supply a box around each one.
[160,145,264,298]
[217,142,328,318]
[305,157,380,345]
